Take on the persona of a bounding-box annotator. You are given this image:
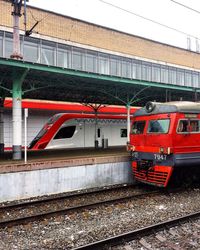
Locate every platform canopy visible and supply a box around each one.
[0,57,198,106]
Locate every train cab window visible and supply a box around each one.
[132,121,145,134]
[120,129,127,137]
[147,119,170,133]
[54,126,76,139]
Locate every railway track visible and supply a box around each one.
[1,186,199,249]
[0,184,159,228]
[74,211,200,250]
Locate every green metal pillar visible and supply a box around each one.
[12,69,28,160]
[126,103,131,144]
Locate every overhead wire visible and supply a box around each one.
[99,0,200,41]
[170,0,200,15]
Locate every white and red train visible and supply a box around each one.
[3,98,138,150]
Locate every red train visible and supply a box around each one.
[128,101,200,187]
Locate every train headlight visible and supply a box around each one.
[127,144,135,151]
[159,147,164,153]
[159,147,171,154]
[145,102,156,113]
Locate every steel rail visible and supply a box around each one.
[73,211,200,250]
[0,189,160,228]
[0,184,135,210]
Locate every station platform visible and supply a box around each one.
[0,147,133,203]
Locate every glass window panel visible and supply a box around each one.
[192,72,199,88]
[57,45,71,68]
[132,62,137,79]
[141,62,151,81]
[110,56,120,76]
[132,60,142,80]
[5,37,13,58]
[185,70,192,86]
[147,119,170,134]
[152,64,160,82]
[54,126,76,139]
[0,37,2,57]
[120,129,127,137]
[23,38,39,63]
[161,66,168,83]
[121,59,131,78]
[132,121,146,134]
[72,48,84,70]
[176,69,185,86]
[86,51,97,73]
[98,53,109,74]
[168,67,176,84]
[41,41,55,65]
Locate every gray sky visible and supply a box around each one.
[28,0,200,51]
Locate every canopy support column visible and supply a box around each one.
[126,104,131,145]
[12,69,28,160]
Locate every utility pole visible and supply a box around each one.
[10,0,23,60]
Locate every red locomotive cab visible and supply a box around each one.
[129,101,200,187]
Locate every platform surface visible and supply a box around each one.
[0,147,130,173]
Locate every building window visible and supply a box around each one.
[161,65,168,83]
[132,60,141,80]
[5,33,13,58]
[85,51,97,72]
[142,62,151,81]
[57,44,71,68]
[0,31,3,57]
[98,53,109,74]
[72,48,84,70]
[54,126,76,139]
[185,70,192,86]
[110,56,121,76]
[121,59,131,78]
[41,41,55,65]
[192,72,199,88]
[152,64,161,82]
[168,67,176,84]
[23,37,39,63]
[177,69,185,85]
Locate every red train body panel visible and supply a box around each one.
[128,101,200,187]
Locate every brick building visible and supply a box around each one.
[1,0,200,90]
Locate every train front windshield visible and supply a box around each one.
[147,119,170,133]
[28,114,62,149]
[132,119,170,135]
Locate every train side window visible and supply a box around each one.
[147,119,170,133]
[120,129,127,137]
[190,120,199,132]
[132,121,145,134]
[177,120,188,133]
[54,126,76,139]
[97,128,101,138]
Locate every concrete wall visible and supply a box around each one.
[0,161,134,202]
